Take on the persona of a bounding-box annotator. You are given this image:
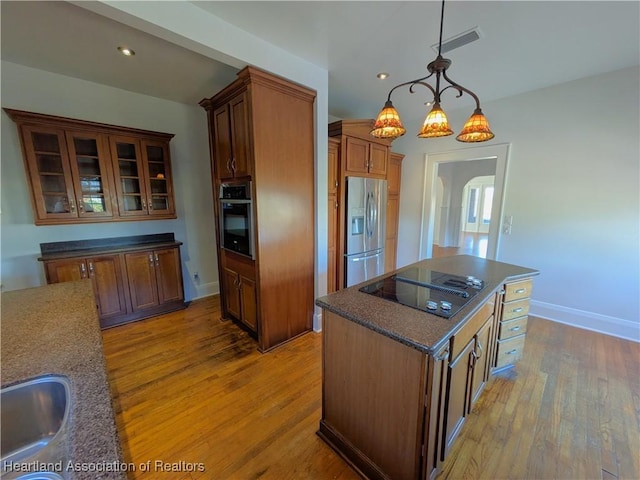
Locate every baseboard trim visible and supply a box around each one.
[530,300,640,343]
[313,310,323,332]
[192,281,219,301]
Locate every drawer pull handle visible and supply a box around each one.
[509,326,521,332]
[512,307,524,313]
[515,288,526,294]
[506,349,518,355]
[434,348,449,362]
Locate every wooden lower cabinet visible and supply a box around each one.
[87,255,129,320]
[125,247,183,312]
[221,252,257,334]
[45,254,128,320]
[42,243,185,328]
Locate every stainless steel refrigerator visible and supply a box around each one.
[344,176,387,287]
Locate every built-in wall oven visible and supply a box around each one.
[219,181,255,259]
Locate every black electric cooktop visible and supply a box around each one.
[359,267,485,319]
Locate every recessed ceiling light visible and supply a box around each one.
[117,46,135,56]
[376,72,389,80]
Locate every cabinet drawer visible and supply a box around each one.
[450,299,493,360]
[496,335,526,369]
[501,299,530,321]
[499,316,528,340]
[504,279,533,302]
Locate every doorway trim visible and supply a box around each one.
[419,143,511,260]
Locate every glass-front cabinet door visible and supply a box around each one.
[110,136,149,217]
[143,140,174,216]
[22,125,78,221]
[65,131,115,218]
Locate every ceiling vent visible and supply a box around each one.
[431,27,482,54]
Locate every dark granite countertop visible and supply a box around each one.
[316,255,539,355]
[1,281,125,479]
[38,233,182,261]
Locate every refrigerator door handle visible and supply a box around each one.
[366,192,375,238]
[349,250,383,261]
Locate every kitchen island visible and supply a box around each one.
[315,255,538,480]
[1,280,125,479]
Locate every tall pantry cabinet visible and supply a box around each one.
[200,66,316,352]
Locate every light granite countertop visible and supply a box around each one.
[316,255,539,355]
[1,280,125,480]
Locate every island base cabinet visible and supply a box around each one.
[319,311,426,480]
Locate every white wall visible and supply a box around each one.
[1,61,218,300]
[393,66,640,341]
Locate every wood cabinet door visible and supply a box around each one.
[368,142,388,177]
[229,92,251,178]
[125,251,159,311]
[109,136,149,217]
[154,248,184,304]
[328,139,340,196]
[240,275,257,332]
[469,316,493,409]
[45,258,87,283]
[87,254,128,319]
[423,345,450,479]
[385,196,399,273]
[142,140,175,217]
[213,104,234,180]
[22,125,78,222]
[442,338,474,456]
[388,152,403,195]
[65,130,115,219]
[222,267,241,319]
[344,137,369,174]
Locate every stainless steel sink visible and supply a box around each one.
[1,375,71,466]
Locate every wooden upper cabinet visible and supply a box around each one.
[4,108,175,225]
[328,138,340,196]
[110,136,175,218]
[387,152,403,196]
[344,137,388,178]
[110,136,148,217]
[65,130,116,218]
[21,125,116,222]
[211,91,251,180]
[369,142,388,176]
[330,120,391,179]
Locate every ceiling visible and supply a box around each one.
[2,1,639,123]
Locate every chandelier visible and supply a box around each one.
[370,0,494,143]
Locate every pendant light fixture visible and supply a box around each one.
[371,0,494,142]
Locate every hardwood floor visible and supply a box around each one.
[432,232,488,259]
[102,296,639,480]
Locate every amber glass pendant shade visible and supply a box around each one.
[370,101,406,138]
[456,108,495,143]
[417,103,453,138]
